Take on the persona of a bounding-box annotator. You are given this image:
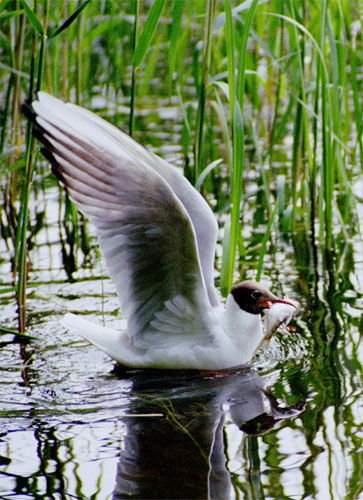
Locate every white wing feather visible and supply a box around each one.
[35,92,219,307]
[31,92,218,346]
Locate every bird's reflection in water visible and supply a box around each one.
[112,366,304,500]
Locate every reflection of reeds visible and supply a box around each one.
[0,1,361,333]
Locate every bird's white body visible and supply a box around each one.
[63,293,265,370]
[30,92,298,370]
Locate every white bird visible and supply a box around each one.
[27,92,299,370]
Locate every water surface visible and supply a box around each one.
[1,223,362,499]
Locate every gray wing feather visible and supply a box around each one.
[64,100,220,307]
[31,93,216,342]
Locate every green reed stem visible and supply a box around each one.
[194,0,215,184]
[223,0,235,125]
[256,204,277,282]
[319,1,334,250]
[168,0,185,88]
[129,0,139,136]
[130,0,165,135]
[16,1,47,332]
[222,0,258,295]
[0,76,13,156]
[350,39,363,172]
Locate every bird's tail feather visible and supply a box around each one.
[62,313,139,366]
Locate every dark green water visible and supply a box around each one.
[0,94,362,499]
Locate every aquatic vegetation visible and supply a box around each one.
[0,2,361,330]
[0,2,362,499]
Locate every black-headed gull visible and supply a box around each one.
[27,92,299,369]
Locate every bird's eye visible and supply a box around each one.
[251,290,262,300]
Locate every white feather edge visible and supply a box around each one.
[34,92,219,307]
[62,313,145,366]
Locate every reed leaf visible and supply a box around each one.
[220,217,231,297]
[132,0,165,68]
[0,8,25,20]
[168,0,185,86]
[19,0,44,34]
[129,0,139,136]
[349,34,363,171]
[212,84,233,168]
[49,0,90,38]
[222,0,259,295]
[195,159,222,191]
[14,0,49,332]
[223,0,235,124]
[0,325,39,339]
[194,0,216,183]
[256,203,277,282]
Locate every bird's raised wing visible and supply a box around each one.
[28,92,215,343]
[55,98,219,307]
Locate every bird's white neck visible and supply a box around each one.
[222,293,264,361]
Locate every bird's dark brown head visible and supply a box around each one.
[230,281,296,315]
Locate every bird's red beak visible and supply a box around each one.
[263,297,300,310]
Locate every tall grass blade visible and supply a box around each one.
[223,0,235,124]
[227,99,244,286]
[212,83,233,166]
[349,30,363,171]
[19,0,44,34]
[49,0,90,38]
[15,0,48,331]
[0,325,39,339]
[256,204,277,282]
[129,0,140,136]
[132,0,165,68]
[319,1,334,249]
[195,159,222,191]
[168,0,185,86]
[0,77,13,156]
[222,0,258,294]
[220,217,231,297]
[17,114,35,332]
[0,9,25,21]
[288,0,312,231]
[194,0,216,183]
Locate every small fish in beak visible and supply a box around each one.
[264,298,300,340]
